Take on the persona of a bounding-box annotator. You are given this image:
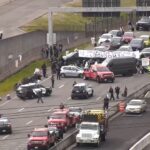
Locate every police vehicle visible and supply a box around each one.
[71,83,94,99]
[0,117,12,134]
[16,83,52,100]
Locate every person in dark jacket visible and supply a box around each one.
[109,86,115,100]
[51,74,55,88]
[103,96,109,110]
[122,86,128,97]
[115,86,120,99]
[37,90,43,103]
[41,63,47,78]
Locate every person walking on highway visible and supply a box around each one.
[122,86,128,97]
[103,96,109,110]
[51,74,55,88]
[115,86,120,99]
[56,65,61,80]
[109,86,115,101]
[37,90,44,103]
[41,63,47,78]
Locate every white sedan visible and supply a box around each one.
[125,99,147,114]
[97,33,113,45]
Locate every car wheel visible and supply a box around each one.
[96,139,100,147]
[61,73,66,78]
[9,129,12,134]
[71,96,75,100]
[91,90,94,97]
[85,93,89,99]
[96,76,101,83]
[136,27,139,31]
[111,78,114,83]
[101,134,106,141]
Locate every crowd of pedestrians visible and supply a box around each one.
[103,86,128,110]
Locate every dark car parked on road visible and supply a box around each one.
[16,83,52,100]
[0,117,12,134]
[129,38,145,51]
[136,16,150,31]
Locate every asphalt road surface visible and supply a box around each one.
[0,72,149,150]
[72,98,150,150]
[0,0,72,38]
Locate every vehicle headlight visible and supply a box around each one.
[76,134,81,139]
[93,134,99,139]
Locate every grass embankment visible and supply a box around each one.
[120,0,136,7]
[0,60,47,96]
[0,41,91,96]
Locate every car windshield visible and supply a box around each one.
[48,126,57,131]
[130,40,141,45]
[96,67,110,72]
[124,32,133,37]
[69,108,82,113]
[101,34,111,39]
[140,36,149,41]
[32,131,47,137]
[140,17,149,22]
[109,30,118,35]
[81,124,98,130]
[73,86,85,91]
[50,114,66,119]
[142,48,150,52]
[111,38,121,44]
[129,101,143,105]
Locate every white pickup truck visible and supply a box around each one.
[76,122,101,147]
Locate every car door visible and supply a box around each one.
[70,67,78,77]
[64,67,71,77]
[86,85,92,95]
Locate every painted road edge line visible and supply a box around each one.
[26,120,33,125]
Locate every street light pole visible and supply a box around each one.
[48,9,53,59]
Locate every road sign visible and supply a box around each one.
[47,33,56,45]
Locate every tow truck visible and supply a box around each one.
[27,128,55,150]
[76,109,108,147]
[83,64,114,83]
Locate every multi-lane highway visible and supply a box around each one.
[0,71,149,150]
[72,94,150,150]
[0,0,72,38]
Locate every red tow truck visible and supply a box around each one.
[27,128,55,150]
[47,108,77,132]
[83,64,115,83]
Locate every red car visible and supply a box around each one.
[83,64,115,83]
[27,128,55,150]
[122,31,135,43]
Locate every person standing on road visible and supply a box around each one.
[51,74,55,88]
[37,90,44,103]
[109,86,115,101]
[123,86,128,97]
[103,96,109,110]
[56,65,61,80]
[115,86,120,99]
[41,63,47,78]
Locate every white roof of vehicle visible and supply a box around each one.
[140,35,149,38]
[20,83,37,87]
[74,83,87,87]
[129,99,144,103]
[81,122,99,125]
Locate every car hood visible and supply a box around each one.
[79,130,98,136]
[137,21,149,24]
[97,71,113,75]
[126,105,142,109]
[48,119,66,124]
[29,136,47,141]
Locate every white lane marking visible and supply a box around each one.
[26,120,33,125]
[48,108,53,112]
[0,101,10,107]
[59,84,64,88]
[67,97,71,100]
[2,135,9,140]
[18,108,24,112]
[96,96,101,101]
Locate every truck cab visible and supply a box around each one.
[27,128,55,150]
[83,64,114,83]
[76,109,107,147]
[47,109,72,132]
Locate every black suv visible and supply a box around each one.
[16,83,52,100]
[0,117,12,134]
[136,17,150,31]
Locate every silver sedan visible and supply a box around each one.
[125,99,147,114]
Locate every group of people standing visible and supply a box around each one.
[103,86,128,110]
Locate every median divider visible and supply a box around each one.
[51,83,150,150]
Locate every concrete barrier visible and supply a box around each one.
[50,83,150,150]
[129,132,150,150]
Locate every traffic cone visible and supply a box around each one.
[119,101,125,112]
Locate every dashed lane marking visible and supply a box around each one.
[26,120,33,125]
[96,96,101,101]
[67,97,71,100]
[0,101,10,107]
[18,108,24,112]
[47,108,53,112]
[59,84,64,88]
[2,135,9,140]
